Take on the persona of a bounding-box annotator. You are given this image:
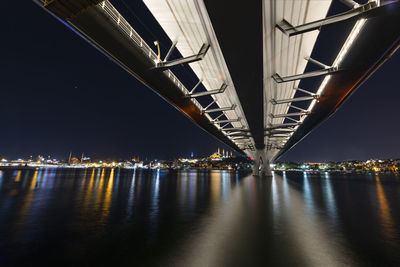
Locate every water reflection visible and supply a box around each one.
[82,168,96,214]
[94,168,106,210]
[302,172,316,219]
[126,169,136,220]
[210,170,222,206]
[0,170,3,190]
[14,171,21,182]
[148,169,161,237]
[0,169,399,266]
[102,168,115,219]
[272,173,352,267]
[375,176,396,243]
[321,172,338,224]
[16,170,39,229]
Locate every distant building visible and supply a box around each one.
[70,157,80,164]
[210,149,222,160]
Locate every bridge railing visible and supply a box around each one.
[97,1,205,113]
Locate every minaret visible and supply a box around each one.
[68,151,72,165]
[80,153,84,163]
[218,147,220,155]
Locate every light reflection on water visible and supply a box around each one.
[375,176,397,246]
[0,169,399,266]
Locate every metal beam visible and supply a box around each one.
[189,79,203,94]
[268,142,286,146]
[286,117,300,123]
[225,131,243,136]
[152,43,210,71]
[294,87,315,96]
[269,146,284,150]
[265,128,294,133]
[231,137,250,140]
[267,144,283,150]
[227,133,252,137]
[267,128,296,132]
[268,142,286,145]
[289,105,307,113]
[271,95,318,105]
[238,143,253,147]
[204,104,236,113]
[305,56,330,69]
[236,143,253,146]
[226,131,246,136]
[268,140,286,144]
[235,142,252,145]
[186,83,227,98]
[220,122,231,129]
[204,99,217,110]
[265,132,293,138]
[272,66,339,83]
[276,1,378,36]
[212,118,240,124]
[340,0,360,9]
[236,143,252,146]
[269,137,290,141]
[213,113,225,122]
[265,131,293,137]
[266,122,301,130]
[271,111,310,118]
[223,128,250,132]
[268,134,292,138]
[163,40,177,62]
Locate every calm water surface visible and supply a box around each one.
[0,168,400,266]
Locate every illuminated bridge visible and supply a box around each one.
[36,0,399,175]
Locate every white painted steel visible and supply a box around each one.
[263,0,332,159]
[143,0,254,153]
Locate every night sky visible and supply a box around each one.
[1,0,399,161]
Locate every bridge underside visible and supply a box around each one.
[36,0,400,163]
[275,2,400,159]
[204,1,265,149]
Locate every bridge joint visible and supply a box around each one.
[185,83,227,98]
[293,87,316,96]
[152,43,210,71]
[163,40,177,62]
[276,1,379,36]
[204,104,236,114]
[305,56,331,69]
[289,105,308,113]
[266,122,301,130]
[272,67,339,83]
[212,117,240,124]
[270,111,310,118]
[270,95,319,105]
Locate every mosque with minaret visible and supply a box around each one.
[210,148,233,160]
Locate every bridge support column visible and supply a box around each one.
[253,149,262,176]
[260,155,272,177]
[252,149,272,177]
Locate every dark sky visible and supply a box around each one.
[1,0,399,161]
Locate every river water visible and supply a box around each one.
[0,168,399,266]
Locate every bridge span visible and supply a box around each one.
[35,0,399,175]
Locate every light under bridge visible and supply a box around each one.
[35,0,399,175]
